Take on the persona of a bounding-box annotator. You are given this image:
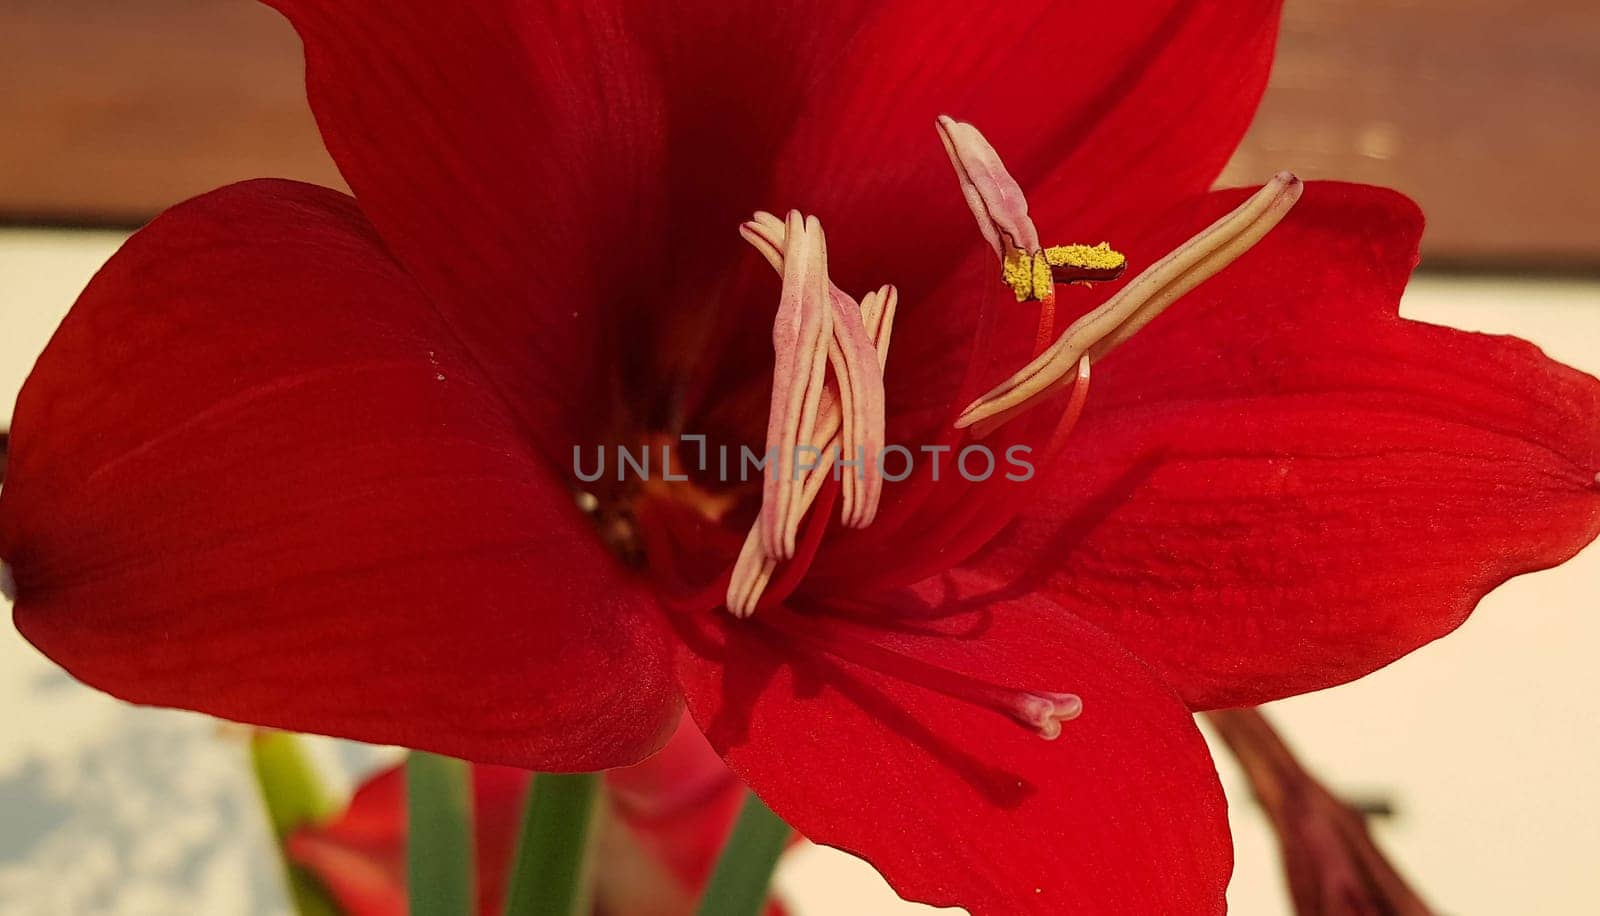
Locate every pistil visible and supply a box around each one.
[777,608,1083,740]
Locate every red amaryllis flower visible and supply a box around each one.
[2,2,1597,913]
[288,718,780,916]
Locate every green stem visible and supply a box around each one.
[248,731,341,916]
[502,772,603,916]
[406,751,476,916]
[694,791,791,916]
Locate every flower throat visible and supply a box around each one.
[721,117,1301,618]
[601,117,1299,742]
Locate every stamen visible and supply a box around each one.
[827,286,887,528]
[1045,243,1128,283]
[728,214,896,616]
[939,115,1127,329]
[937,115,1040,260]
[780,609,1083,740]
[996,250,1047,304]
[741,213,892,529]
[859,284,899,368]
[759,211,833,560]
[999,245,1130,303]
[0,559,14,602]
[726,527,776,618]
[956,172,1303,432]
[728,476,842,618]
[747,483,839,614]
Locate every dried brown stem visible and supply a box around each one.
[1206,708,1436,916]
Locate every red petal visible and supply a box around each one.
[779,0,1283,285]
[602,717,788,916]
[260,1,1282,445]
[287,763,528,916]
[788,1,1283,433]
[974,182,1600,708]
[1022,1,1284,236]
[286,769,406,915]
[0,180,677,769]
[262,0,668,453]
[606,717,751,893]
[673,573,1232,916]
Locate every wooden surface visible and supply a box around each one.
[1220,0,1600,268]
[0,0,340,219]
[2,0,1598,267]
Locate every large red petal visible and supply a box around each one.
[778,0,1283,288]
[673,572,1232,916]
[260,1,1282,447]
[0,181,677,769]
[974,182,1600,708]
[262,0,668,455]
[605,717,750,897]
[699,0,1287,434]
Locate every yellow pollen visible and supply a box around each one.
[1002,249,1036,301]
[1031,251,1052,300]
[1001,242,1126,302]
[1044,242,1126,274]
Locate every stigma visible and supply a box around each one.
[780,609,1084,741]
[1013,691,1085,740]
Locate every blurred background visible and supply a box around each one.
[2,1,1598,914]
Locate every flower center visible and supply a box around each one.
[723,117,1302,618]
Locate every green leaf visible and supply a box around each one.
[694,791,791,916]
[502,772,603,916]
[248,731,342,916]
[406,751,476,916]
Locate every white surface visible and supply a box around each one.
[2,229,1598,914]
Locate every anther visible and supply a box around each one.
[726,213,896,616]
[741,213,894,530]
[937,115,1039,260]
[1045,243,1127,283]
[727,527,776,618]
[940,115,1127,305]
[758,211,833,560]
[0,559,14,602]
